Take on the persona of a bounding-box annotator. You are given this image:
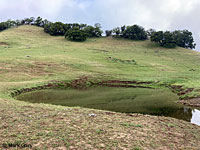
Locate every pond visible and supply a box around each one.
[16,86,200,125]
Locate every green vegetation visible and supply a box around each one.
[122,25,148,40]
[65,27,88,42]
[111,25,147,40]
[0,25,200,149]
[150,30,196,49]
[44,21,66,36]
[173,30,196,49]
[0,17,195,49]
[105,30,112,36]
[150,31,176,48]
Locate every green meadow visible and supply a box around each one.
[0,25,200,149]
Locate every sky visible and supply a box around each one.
[0,0,200,50]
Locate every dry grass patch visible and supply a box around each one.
[0,98,200,150]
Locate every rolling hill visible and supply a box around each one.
[0,25,200,149]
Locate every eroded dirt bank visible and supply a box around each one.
[11,76,200,107]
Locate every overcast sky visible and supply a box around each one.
[0,0,199,50]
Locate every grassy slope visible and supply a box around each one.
[0,25,200,149]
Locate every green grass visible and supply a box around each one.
[1,26,200,95]
[0,25,200,149]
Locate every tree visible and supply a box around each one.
[44,22,66,36]
[65,27,87,42]
[24,17,35,25]
[94,23,101,29]
[21,19,26,25]
[5,20,16,28]
[15,19,22,26]
[72,23,80,29]
[162,31,176,48]
[147,28,156,37]
[150,31,164,46]
[172,30,196,49]
[151,31,176,48]
[44,23,52,34]
[29,17,35,25]
[94,24,103,37]
[0,22,8,31]
[83,26,96,37]
[121,25,126,33]
[51,22,66,35]
[105,30,112,36]
[112,27,121,36]
[35,16,43,27]
[83,24,102,38]
[80,24,87,29]
[42,19,51,27]
[122,25,147,40]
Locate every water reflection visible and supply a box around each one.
[167,107,193,122]
[191,109,200,126]
[16,87,200,126]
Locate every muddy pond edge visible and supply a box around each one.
[10,76,200,108]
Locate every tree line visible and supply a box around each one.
[0,17,196,49]
[44,22,102,41]
[106,25,196,49]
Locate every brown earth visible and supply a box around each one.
[0,97,200,150]
[180,98,200,107]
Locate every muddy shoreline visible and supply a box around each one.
[179,98,200,107]
[10,76,155,97]
[170,85,200,107]
[11,76,200,107]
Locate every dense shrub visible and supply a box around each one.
[34,16,43,27]
[44,22,66,36]
[0,17,196,48]
[105,30,112,36]
[0,22,9,31]
[65,27,87,42]
[172,30,196,49]
[83,25,102,37]
[151,31,176,48]
[147,28,156,37]
[112,27,121,36]
[122,25,147,40]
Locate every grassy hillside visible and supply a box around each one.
[0,25,200,149]
[1,26,200,93]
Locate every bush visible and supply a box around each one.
[83,25,102,37]
[112,27,121,36]
[122,25,147,40]
[65,27,87,42]
[44,22,66,36]
[172,30,196,49]
[105,30,112,36]
[0,22,9,31]
[151,31,176,48]
[34,16,43,27]
[147,28,156,37]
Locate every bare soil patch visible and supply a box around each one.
[180,98,200,107]
[0,98,199,150]
[0,42,8,46]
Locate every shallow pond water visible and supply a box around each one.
[16,86,200,125]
